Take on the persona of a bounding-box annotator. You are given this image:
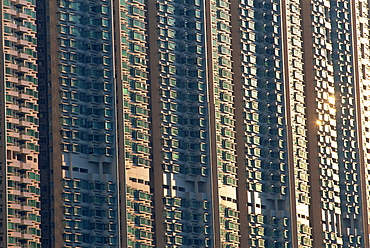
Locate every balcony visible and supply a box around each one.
[20,192,33,198]
[21,233,33,240]
[7,63,18,70]
[7,117,20,125]
[5,9,17,15]
[19,106,31,114]
[8,189,21,196]
[8,132,19,138]
[17,52,29,60]
[19,120,32,127]
[19,80,31,87]
[7,76,18,83]
[9,231,21,238]
[7,145,21,152]
[20,178,32,184]
[14,0,28,7]
[8,131,20,138]
[15,13,28,20]
[19,134,32,141]
[9,160,21,168]
[20,162,31,170]
[19,93,31,100]
[21,205,33,212]
[7,175,21,182]
[18,66,29,73]
[20,148,32,154]
[16,26,28,33]
[21,219,33,226]
[6,103,19,111]
[9,217,21,224]
[8,203,21,210]
[6,23,17,29]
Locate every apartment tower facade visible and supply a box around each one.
[1,0,41,247]
[37,0,119,246]
[1,0,370,247]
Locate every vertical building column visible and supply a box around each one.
[360,2,370,238]
[281,0,312,247]
[0,3,7,246]
[48,0,64,245]
[280,0,298,246]
[147,1,165,247]
[204,1,220,247]
[230,1,249,247]
[37,0,52,246]
[112,0,126,246]
[350,0,370,246]
[301,1,323,247]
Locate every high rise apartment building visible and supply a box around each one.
[1,0,370,247]
[1,0,41,247]
[37,0,119,246]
